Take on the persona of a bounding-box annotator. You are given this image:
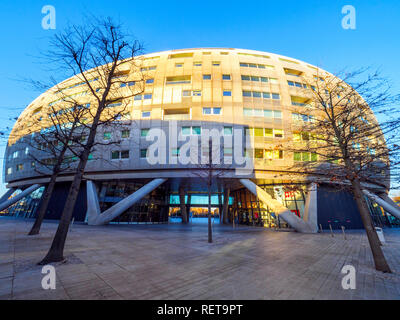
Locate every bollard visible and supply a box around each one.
[319,224,323,233]
[341,226,346,240]
[329,224,334,237]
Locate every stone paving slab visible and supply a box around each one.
[0,218,400,300]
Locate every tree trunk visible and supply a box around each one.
[28,180,55,235]
[38,155,88,264]
[351,178,391,273]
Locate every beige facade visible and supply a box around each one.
[4,48,383,189]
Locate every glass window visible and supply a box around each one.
[146,79,154,84]
[213,107,222,115]
[274,129,284,138]
[243,91,252,97]
[175,63,183,67]
[224,148,233,156]
[144,94,152,100]
[265,150,273,160]
[288,81,294,86]
[222,74,231,80]
[203,107,212,115]
[243,108,253,116]
[121,150,129,159]
[311,153,318,162]
[251,76,260,82]
[241,75,250,81]
[223,90,231,97]
[272,93,280,100]
[194,62,202,66]
[212,61,220,66]
[302,152,311,161]
[192,126,201,135]
[121,130,130,138]
[140,149,147,158]
[128,81,135,86]
[141,128,150,137]
[293,132,302,142]
[254,109,263,116]
[264,110,273,118]
[193,90,201,96]
[203,74,211,80]
[240,63,249,67]
[249,63,257,68]
[254,128,264,137]
[182,90,191,97]
[264,128,273,137]
[224,126,233,135]
[142,111,151,118]
[134,95,142,101]
[274,110,282,119]
[255,148,264,159]
[181,126,191,135]
[253,91,261,98]
[111,151,120,159]
[261,77,268,83]
[104,132,111,140]
[262,92,271,99]
[294,152,302,161]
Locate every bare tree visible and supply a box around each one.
[189,132,234,243]
[287,68,400,272]
[34,17,145,264]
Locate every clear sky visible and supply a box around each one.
[0,0,399,194]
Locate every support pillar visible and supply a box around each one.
[303,183,318,232]
[186,194,191,223]
[363,189,400,221]
[0,188,17,203]
[87,178,167,225]
[179,187,188,224]
[239,179,315,233]
[0,184,42,212]
[222,188,230,224]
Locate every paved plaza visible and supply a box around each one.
[0,217,400,300]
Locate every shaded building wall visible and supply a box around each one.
[317,185,363,229]
[43,182,87,222]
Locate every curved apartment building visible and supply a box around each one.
[2,48,398,230]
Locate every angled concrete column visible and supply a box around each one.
[0,184,42,212]
[0,188,17,204]
[85,180,101,223]
[87,178,167,225]
[363,189,400,221]
[222,188,230,224]
[239,179,315,233]
[303,183,318,232]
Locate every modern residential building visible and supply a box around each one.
[2,48,400,230]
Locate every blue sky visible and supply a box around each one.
[0,0,399,194]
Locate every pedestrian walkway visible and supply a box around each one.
[0,218,399,299]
